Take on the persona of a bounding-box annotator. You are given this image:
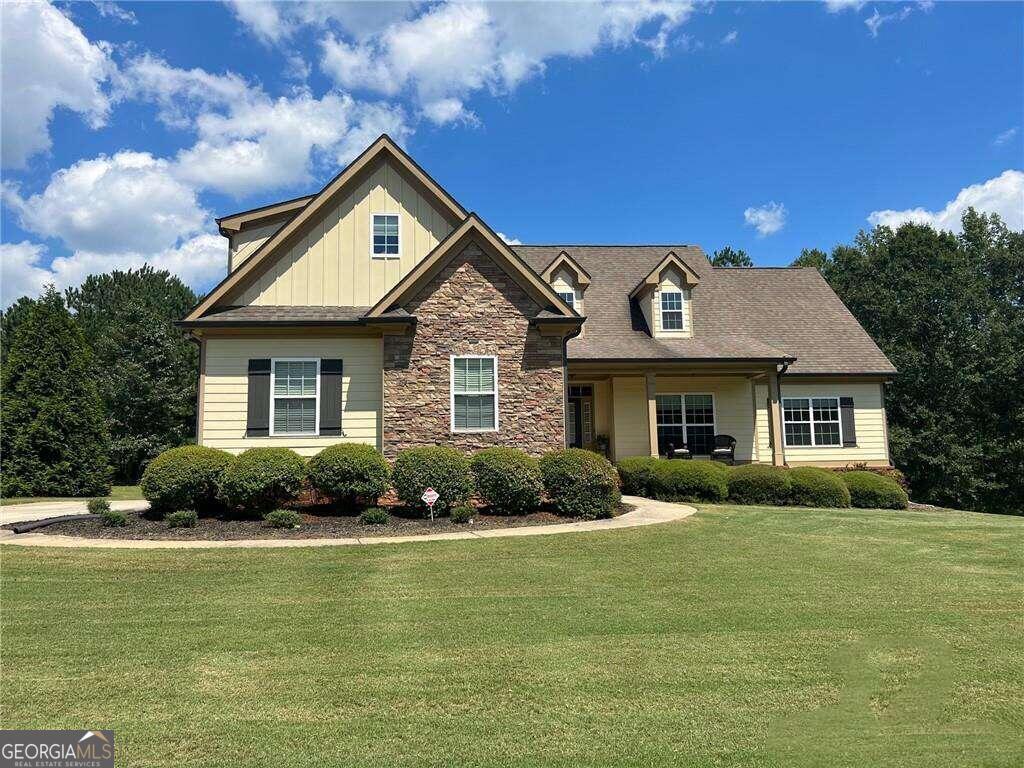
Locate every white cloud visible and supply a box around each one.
[4,151,207,253]
[1,242,55,307]
[0,0,115,168]
[867,170,1024,232]
[864,6,912,38]
[721,30,738,45]
[993,127,1019,147]
[91,2,137,24]
[823,0,865,13]
[744,202,788,237]
[497,232,522,246]
[319,1,694,124]
[226,1,419,45]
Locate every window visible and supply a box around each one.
[655,394,715,455]
[783,396,841,447]
[557,290,575,309]
[372,214,399,257]
[660,290,685,331]
[451,356,498,432]
[271,359,318,435]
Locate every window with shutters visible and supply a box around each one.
[451,356,498,432]
[783,396,842,447]
[270,359,319,435]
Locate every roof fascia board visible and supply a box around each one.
[628,251,701,298]
[540,250,592,285]
[216,195,315,234]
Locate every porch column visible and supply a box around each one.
[766,369,786,467]
[645,372,658,458]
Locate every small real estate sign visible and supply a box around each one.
[421,487,440,520]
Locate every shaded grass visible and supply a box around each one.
[0,485,143,506]
[1,504,1021,767]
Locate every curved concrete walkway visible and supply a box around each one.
[0,499,149,526]
[0,496,695,549]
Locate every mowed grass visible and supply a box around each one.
[2,505,1021,767]
[0,485,143,506]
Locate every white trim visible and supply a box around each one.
[556,290,575,310]
[269,358,320,436]
[654,392,716,455]
[370,212,401,259]
[782,395,843,448]
[450,354,499,433]
[659,289,686,332]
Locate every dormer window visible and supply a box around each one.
[557,290,575,310]
[372,214,400,258]
[660,291,685,331]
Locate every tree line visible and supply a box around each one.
[2,210,1020,512]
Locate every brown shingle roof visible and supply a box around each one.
[179,305,372,327]
[514,246,896,374]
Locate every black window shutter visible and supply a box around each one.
[246,359,271,437]
[320,359,344,436]
[840,396,857,446]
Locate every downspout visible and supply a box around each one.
[776,360,790,466]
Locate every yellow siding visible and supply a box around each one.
[551,267,584,316]
[592,380,610,439]
[652,268,693,338]
[238,158,452,307]
[201,336,382,456]
[229,221,280,272]
[655,376,756,461]
[754,380,890,466]
[611,376,650,459]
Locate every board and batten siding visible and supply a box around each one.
[229,221,283,273]
[201,337,382,456]
[611,376,650,459]
[754,380,890,466]
[235,158,453,308]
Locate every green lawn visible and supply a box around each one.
[2,505,1021,767]
[0,484,143,505]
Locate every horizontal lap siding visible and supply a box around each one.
[202,337,382,456]
[656,376,755,462]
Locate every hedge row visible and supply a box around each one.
[615,456,906,509]
[141,444,620,520]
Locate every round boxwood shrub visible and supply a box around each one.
[789,467,851,508]
[141,445,233,514]
[359,507,389,526]
[391,446,472,515]
[649,460,729,503]
[538,448,620,520]
[87,498,110,515]
[842,470,909,509]
[615,456,660,497]
[265,509,302,529]
[100,508,127,527]
[470,447,542,515]
[165,509,197,529]
[727,464,792,506]
[217,448,307,515]
[307,444,390,507]
[450,504,475,524]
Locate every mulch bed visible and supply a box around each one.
[17,503,633,541]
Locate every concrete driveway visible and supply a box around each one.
[0,499,149,526]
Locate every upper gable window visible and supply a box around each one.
[660,291,685,331]
[372,214,400,258]
[556,290,575,309]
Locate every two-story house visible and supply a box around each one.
[179,135,897,467]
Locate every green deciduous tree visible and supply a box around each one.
[795,210,1023,514]
[65,266,199,482]
[710,246,754,268]
[1,287,111,497]
[791,248,829,270]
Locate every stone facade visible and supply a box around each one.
[382,242,567,457]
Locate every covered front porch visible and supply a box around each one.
[566,362,787,465]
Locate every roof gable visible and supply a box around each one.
[541,251,592,286]
[628,251,700,298]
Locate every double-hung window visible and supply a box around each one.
[372,214,400,257]
[660,291,685,331]
[271,359,319,435]
[557,290,575,310]
[655,394,715,455]
[451,356,498,432]
[783,397,841,447]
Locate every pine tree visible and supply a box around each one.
[1,287,111,497]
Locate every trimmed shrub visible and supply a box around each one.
[307,444,390,507]
[789,467,851,508]
[141,445,233,514]
[842,471,909,509]
[650,460,729,503]
[539,448,620,520]
[218,448,307,515]
[359,507,389,526]
[100,508,127,527]
[265,509,301,529]
[391,446,472,515]
[165,509,197,528]
[616,456,660,496]
[470,447,542,515]
[450,505,475,524]
[727,464,792,506]
[835,463,910,491]
[87,498,111,515]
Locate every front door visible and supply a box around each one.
[567,385,593,448]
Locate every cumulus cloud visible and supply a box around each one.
[0,0,115,168]
[867,170,1024,232]
[497,232,522,246]
[744,202,788,237]
[1,242,55,307]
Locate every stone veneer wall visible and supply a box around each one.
[382,242,567,457]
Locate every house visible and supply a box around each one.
[180,135,897,467]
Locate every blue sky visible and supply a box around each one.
[2,0,1021,306]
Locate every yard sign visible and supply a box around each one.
[422,487,440,521]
